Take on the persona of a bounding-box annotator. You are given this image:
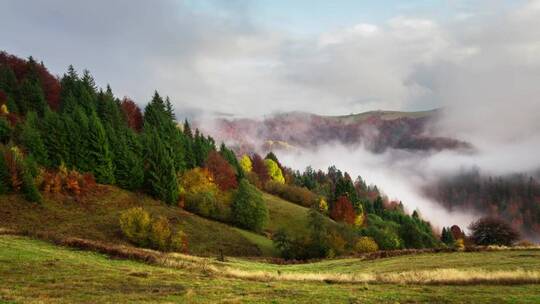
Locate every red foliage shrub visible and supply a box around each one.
[330,195,355,225]
[121,97,143,132]
[204,151,237,191]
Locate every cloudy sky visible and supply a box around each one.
[1,0,539,119]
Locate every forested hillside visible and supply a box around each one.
[0,51,453,259]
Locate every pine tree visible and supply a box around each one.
[19,78,47,116]
[71,106,91,172]
[87,111,114,184]
[42,109,68,167]
[219,143,243,178]
[19,111,48,167]
[143,127,179,205]
[113,128,144,190]
[0,117,11,144]
[183,119,193,138]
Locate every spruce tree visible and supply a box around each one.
[87,111,115,184]
[19,111,49,167]
[143,127,179,205]
[42,109,68,167]
[113,128,144,190]
[71,107,91,172]
[19,78,47,116]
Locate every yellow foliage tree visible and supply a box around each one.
[264,159,285,184]
[180,168,218,194]
[455,238,465,251]
[318,197,329,213]
[355,236,379,253]
[0,104,8,115]
[239,155,252,172]
[354,213,364,227]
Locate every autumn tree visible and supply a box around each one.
[265,158,285,184]
[205,151,238,191]
[330,196,356,225]
[239,154,252,172]
[121,97,143,132]
[251,154,269,185]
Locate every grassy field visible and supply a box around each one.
[0,188,318,258]
[1,235,540,304]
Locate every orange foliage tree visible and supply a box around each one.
[205,151,237,191]
[330,195,356,225]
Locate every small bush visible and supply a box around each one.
[355,236,379,253]
[119,207,151,247]
[119,207,188,252]
[149,216,172,251]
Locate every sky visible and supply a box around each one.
[2,0,536,118]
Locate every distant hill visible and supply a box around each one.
[200,109,471,155]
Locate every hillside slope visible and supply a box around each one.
[0,186,327,257]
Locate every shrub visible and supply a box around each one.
[232,179,268,232]
[264,180,318,207]
[455,238,465,251]
[119,207,188,252]
[149,216,172,251]
[355,236,379,253]
[119,207,151,247]
[170,230,189,253]
[469,217,520,246]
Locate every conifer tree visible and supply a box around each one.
[112,128,144,190]
[0,117,11,144]
[143,127,179,205]
[42,109,69,167]
[219,143,243,178]
[71,107,91,172]
[87,111,114,184]
[19,78,47,116]
[183,119,193,138]
[19,111,48,167]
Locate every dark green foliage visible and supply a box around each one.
[97,86,124,130]
[232,179,268,232]
[70,107,91,172]
[441,227,456,246]
[306,208,329,257]
[21,162,41,203]
[0,117,11,144]
[112,128,144,190]
[143,128,179,205]
[220,143,243,178]
[373,196,384,216]
[42,109,69,167]
[87,111,114,184]
[18,112,48,167]
[0,152,8,194]
[19,78,47,116]
[469,217,519,246]
[193,129,215,167]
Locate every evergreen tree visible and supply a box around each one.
[219,143,243,178]
[373,196,384,216]
[71,107,91,172]
[143,127,179,205]
[0,117,11,144]
[183,119,193,138]
[113,128,144,190]
[42,109,69,167]
[19,78,47,116]
[232,179,268,232]
[87,111,114,184]
[19,111,48,167]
